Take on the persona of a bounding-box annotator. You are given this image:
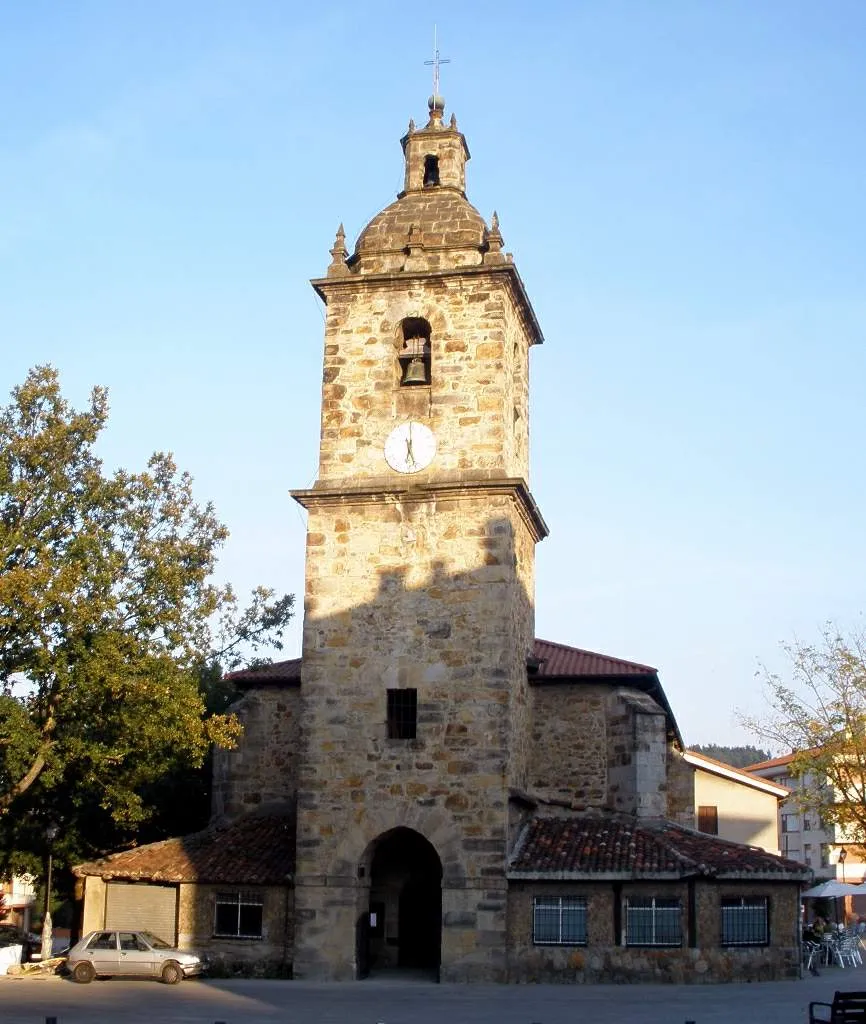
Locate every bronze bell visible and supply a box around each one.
[402,356,428,385]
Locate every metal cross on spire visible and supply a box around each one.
[424,25,450,96]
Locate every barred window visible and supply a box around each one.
[387,688,417,739]
[214,891,264,939]
[625,897,682,947]
[721,896,768,946]
[532,896,587,945]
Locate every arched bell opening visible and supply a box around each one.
[359,827,442,978]
[397,317,432,387]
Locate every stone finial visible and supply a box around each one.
[489,211,504,248]
[485,211,506,264]
[328,222,349,275]
[408,118,416,134]
[427,93,445,127]
[449,113,457,130]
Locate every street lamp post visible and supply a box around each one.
[839,847,848,884]
[41,824,59,961]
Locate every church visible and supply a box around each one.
[75,93,808,984]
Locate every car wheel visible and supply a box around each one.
[161,960,183,985]
[72,961,96,984]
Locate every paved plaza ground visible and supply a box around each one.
[2,965,864,1024]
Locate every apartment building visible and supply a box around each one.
[746,753,838,881]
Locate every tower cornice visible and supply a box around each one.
[291,477,549,543]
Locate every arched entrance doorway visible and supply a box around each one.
[360,827,442,978]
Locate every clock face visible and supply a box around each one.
[384,421,436,474]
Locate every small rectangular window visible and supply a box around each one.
[783,838,801,859]
[697,805,719,835]
[781,813,799,833]
[721,896,769,946]
[387,688,417,739]
[532,896,587,945]
[625,898,682,947]
[214,891,264,939]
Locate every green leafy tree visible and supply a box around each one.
[743,624,866,846]
[0,366,292,860]
[690,744,771,769]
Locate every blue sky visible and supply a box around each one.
[2,2,864,747]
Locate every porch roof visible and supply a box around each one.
[73,812,294,885]
[508,815,812,882]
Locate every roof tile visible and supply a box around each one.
[74,813,294,885]
[531,639,656,678]
[510,816,809,880]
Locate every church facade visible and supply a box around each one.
[75,96,808,984]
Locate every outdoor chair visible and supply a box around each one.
[804,941,823,975]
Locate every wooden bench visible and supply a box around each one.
[810,991,866,1023]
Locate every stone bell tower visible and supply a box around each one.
[290,95,546,982]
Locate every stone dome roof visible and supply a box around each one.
[354,189,489,268]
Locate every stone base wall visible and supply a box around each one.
[507,880,802,984]
[179,882,292,972]
[507,944,800,984]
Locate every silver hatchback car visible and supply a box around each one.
[67,930,208,984]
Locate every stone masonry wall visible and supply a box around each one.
[666,742,696,825]
[507,880,800,983]
[312,272,534,486]
[606,690,667,817]
[528,683,609,809]
[178,882,292,973]
[506,513,537,798]
[402,119,467,194]
[293,492,536,981]
[211,687,300,822]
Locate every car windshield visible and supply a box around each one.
[138,931,172,949]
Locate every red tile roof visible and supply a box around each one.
[744,752,803,772]
[509,816,809,881]
[226,642,655,688]
[73,813,294,885]
[224,641,680,742]
[226,658,302,687]
[531,639,656,678]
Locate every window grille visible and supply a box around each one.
[625,897,682,947]
[697,805,719,835]
[387,688,417,739]
[532,896,587,945]
[721,897,768,946]
[214,891,264,939]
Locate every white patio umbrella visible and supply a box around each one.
[801,879,861,928]
[802,880,861,898]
